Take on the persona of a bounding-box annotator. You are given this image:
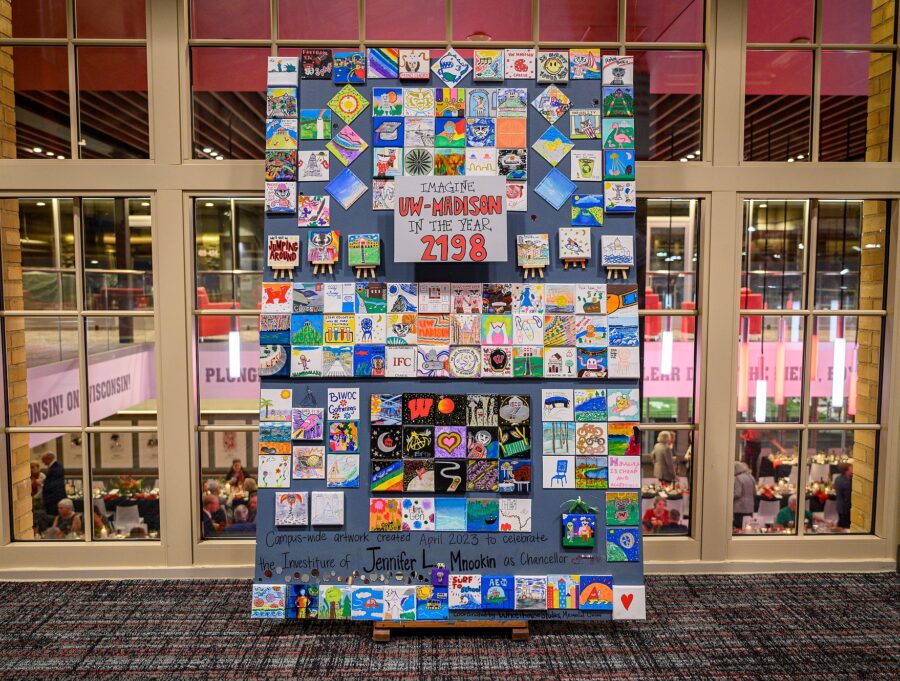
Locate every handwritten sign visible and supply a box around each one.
[608,455,640,488]
[393,176,507,262]
[327,387,360,421]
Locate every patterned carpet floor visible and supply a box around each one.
[0,573,897,680]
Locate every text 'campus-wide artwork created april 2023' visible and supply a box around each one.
[254,47,645,623]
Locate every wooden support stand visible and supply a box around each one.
[521,266,544,280]
[312,263,334,275]
[563,258,587,270]
[354,265,377,279]
[605,265,630,280]
[372,620,530,642]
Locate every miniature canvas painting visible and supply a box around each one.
[310,490,344,525]
[275,492,308,526]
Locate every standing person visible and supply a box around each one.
[834,462,853,530]
[740,430,784,477]
[41,453,66,517]
[651,432,676,484]
[733,461,756,531]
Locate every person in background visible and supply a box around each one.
[642,496,670,533]
[774,494,813,531]
[30,462,45,498]
[651,431,676,484]
[201,494,225,537]
[834,462,853,530]
[92,501,113,537]
[659,509,684,534]
[129,527,148,539]
[733,461,756,531]
[740,430,784,477]
[224,459,246,488]
[41,452,66,517]
[224,504,256,535]
[242,478,257,496]
[247,492,258,523]
[52,498,82,536]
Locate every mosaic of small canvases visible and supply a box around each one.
[259,281,639,379]
[255,47,644,623]
[264,48,636,278]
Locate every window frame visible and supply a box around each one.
[734,196,889,539]
[0,0,153,161]
[741,0,899,162]
[2,194,160,543]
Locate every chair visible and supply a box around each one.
[823,499,839,524]
[758,476,775,487]
[809,463,831,483]
[114,504,144,534]
[756,500,781,527]
[644,289,661,337]
[788,467,798,486]
[197,287,239,339]
[549,459,569,487]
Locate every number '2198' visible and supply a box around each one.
[420,234,487,262]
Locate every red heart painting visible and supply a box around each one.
[620,593,634,610]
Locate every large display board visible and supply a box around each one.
[253,47,645,622]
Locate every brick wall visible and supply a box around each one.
[0,0,33,538]
[850,0,895,532]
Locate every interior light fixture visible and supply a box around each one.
[839,268,850,275]
[204,202,215,207]
[787,157,795,163]
[36,202,46,207]
[141,201,150,207]
[754,379,767,423]
[215,155,224,161]
[203,147,213,154]
[660,329,674,376]
[686,154,695,160]
[45,151,55,156]
[228,330,242,379]
[832,337,846,409]
[679,158,688,163]
[32,147,42,153]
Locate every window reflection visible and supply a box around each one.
[641,429,692,535]
[200,421,258,538]
[76,47,150,159]
[744,51,813,162]
[638,199,700,309]
[17,199,77,310]
[10,46,71,160]
[806,429,873,533]
[191,48,267,160]
[741,200,808,310]
[631,51,703,161]
[27,434,85,541]
[734,429,801,535]
[737,315,805,423]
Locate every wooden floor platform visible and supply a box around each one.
[372,620,530,642]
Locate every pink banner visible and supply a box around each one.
[27,345,157,447]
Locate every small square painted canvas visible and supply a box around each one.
[326,168,368,210]
[571,194,604,226]
[535,169,576,210]
[367,48,399,79]
[333,50,365,84]
[432,49,471,87]
[266,87,297,118]
[267,56,299,86]
[604,149,636,181]
[570,48,602,79]
[481,576,515,609]
[559,227,592,262]
[606,491,640,526]
[301,48,332,80]
[258,454,290,488]
[275,492,308,526]
[570,108,602,140]
[399,49,430,80]
[571,150,603,182]
[297,195,330,227]
[602,55,634,86]
[517,234,550,268]
[473,49,504,81]
[347,233,381,267]
[601,235,636,268]
[604,181,637,212]
[607,527,641,562]
[252,584,285,618]
[537,50,569,83]
[310,490,344,525]
[514,576,548,610]
[504,48,535,79]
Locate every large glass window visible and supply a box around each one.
[734,199,887,535]
[3,198,158,541]
[188,0,706,161]
[744,0,896,162]
[193,197,263,539]
[638,198,702,537]
[3,1,150,160]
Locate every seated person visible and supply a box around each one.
[642,497,670,532]
[201,493,226,537]
[223,504,256,535]
[52,498,83,536]
[660,509,685,533]
[92,504,113,537]
[774,494,813,530]
[247,492,258,523]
